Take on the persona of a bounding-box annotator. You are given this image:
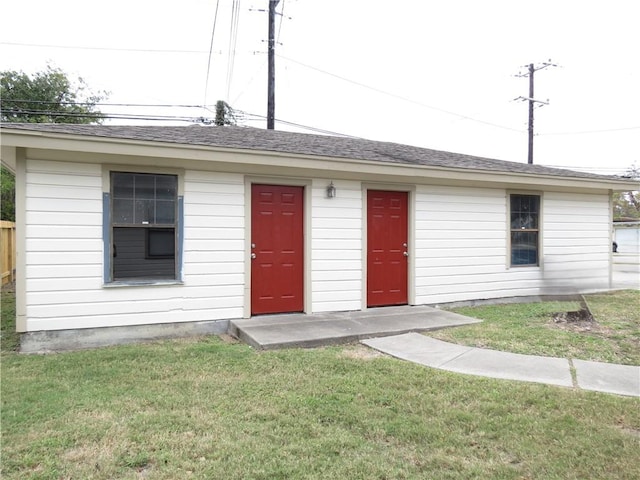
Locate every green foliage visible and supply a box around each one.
[214,100,237,126]
[0,65,107,124]
[613,164,640,220]
[1,165,15,221]
[0,66,108,219]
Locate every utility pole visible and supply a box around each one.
[515,61,556,164]
[527,64,535,165]
[267,0,280,130]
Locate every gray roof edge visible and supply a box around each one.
[1,123,637,186]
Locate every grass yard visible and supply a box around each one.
[429,290,640,365]
[1,283,18,353]
[1,289,639,479]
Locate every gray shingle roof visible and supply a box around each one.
[1,123,630,182]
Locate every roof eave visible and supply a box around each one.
[1,128,637,191]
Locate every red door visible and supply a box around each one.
[367,190,408,307]
[251,184,304,315]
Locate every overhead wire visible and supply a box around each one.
[1,108,200,123]
[276,54,526,133]
[0,41,208,55]
[239,110,359,137]
[226,0,242,101]
[203,0,221,115]
[277,0,286,43]
[538,125,640,136]
[2,99,208,108]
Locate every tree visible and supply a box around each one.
[1,166,15,221]
[613,164,640,220]
[214,100,237,126]
[1,66,108,220]
[0,65,107,124]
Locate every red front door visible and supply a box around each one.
[251,184,304,315]
[367,190,408,307]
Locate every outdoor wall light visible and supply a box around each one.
[326,181,336,198]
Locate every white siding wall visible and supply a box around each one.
[24,158,615,331]
[542,191,611,293]
[182,170,245,319]
[311,179,362,312]
[414,186,612,304]
[25,160,104,331]
[24,161,245,332]
[414,185,510,304]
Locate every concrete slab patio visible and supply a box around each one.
[229,305,482,350]
[362,333,640,397]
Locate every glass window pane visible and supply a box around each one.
[511,194,539,229]
[135,174,156,200]
[156,175,177,200]
[135,199,155,224]
[155,200,175,224]
[112,173,134,198]
[511,231,538,265]
[113,198,134,224]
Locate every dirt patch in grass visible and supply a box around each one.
[339,343,386,360]
[550,308,608,334]
[218,333,240,344]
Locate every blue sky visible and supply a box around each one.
[1,0,638,175]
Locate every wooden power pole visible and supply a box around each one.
[267,0,280,130]
[527,63,535,165]
[515,61,556,164]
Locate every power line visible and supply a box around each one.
[203,0,222,112]
[276,0,287,43]
[0,41,209,55]
[8,100,640,137]
[3,99,208,109]
[226,0,242,101]
[1,108,201,123]
[538,125,640,136]
[239,110,358,137]
[277,54,525,133]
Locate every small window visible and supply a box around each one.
[110,172,178,281]
[509,194,540,267]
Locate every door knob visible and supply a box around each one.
[251,253,257,259]
[403,251,409,257]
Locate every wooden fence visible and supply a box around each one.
[1,221,16,286]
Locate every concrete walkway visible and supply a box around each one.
[229,305,482,350]
[363,333,640,397]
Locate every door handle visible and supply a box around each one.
[251,253,257,259]
[403,251,409,257]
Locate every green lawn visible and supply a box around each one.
[1,289,639,479]
[1,283,18,353]
[429,290,640,365]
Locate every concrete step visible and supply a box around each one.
[229,305,482,350]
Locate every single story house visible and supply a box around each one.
[1,124,637,351]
